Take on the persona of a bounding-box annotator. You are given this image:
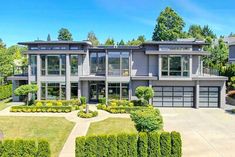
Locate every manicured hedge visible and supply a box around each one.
[10,106,72,113]
[35,99,80,106]
[0,84,12,100]
[0,139,50,157]
[75,131,182,157]
[97,105,153,114]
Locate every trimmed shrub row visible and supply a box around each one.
[35,99,80,106]
[0,84,12,100]
[97,105,153,114]
[0,139,50,157]
[77,110,98,118]
[75,131,182,157]
[10,106,72,113]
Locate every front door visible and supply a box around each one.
[89,81,105,102]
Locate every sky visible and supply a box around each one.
[0,0,235,47]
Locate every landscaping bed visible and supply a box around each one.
[10,99,81,113]
[77,110,98,118]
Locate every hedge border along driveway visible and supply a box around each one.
[76,131,182,157]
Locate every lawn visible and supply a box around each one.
[0,116,75,157]
[87,118,137,136]
[0,98,12,111]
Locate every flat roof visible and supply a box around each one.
[229,42,235,46]
[18,40,92,45]
[142,40,209,45]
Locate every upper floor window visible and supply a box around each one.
[41,55,66,76]
[29,55,37,75]
[108,52,129,76]
[159,45,192,51]
[90,52,105,75]
[71,55,78,75]
[162,55,189,77]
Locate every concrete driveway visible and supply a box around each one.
[159,107,235,157]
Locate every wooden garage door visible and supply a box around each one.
[153,86,194,107]
[199,87,219,108]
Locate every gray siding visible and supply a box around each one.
[148,55,158,76]
[229,45,235,59]
[132,51,148,76]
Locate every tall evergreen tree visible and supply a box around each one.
[104,38,115,45]
[188,25,203,39]
[202,25,216,39]
[118,39,125,45]
[152,7,185,41]
[57,28,73,41]
[0,38,6,49]
[47,34,51,41]
[137,35,146,43]
[87,31,99,46]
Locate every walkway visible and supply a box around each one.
[0,104,130,157]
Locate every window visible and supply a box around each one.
[108,83,129,100]
[108,52,129,76]
[47,55,60,75]
[161,55,190,77]
[71,83,78,99]
[90,52,105,75]
[41,82,66,100]
[41,55,66,76]
[159,45,192,51]
[71,55,78,75]
[30,55,37,75]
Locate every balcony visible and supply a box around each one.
[201,67,219,76]
[13,66,28,76]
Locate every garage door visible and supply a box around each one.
[153,86,194,107]
[199,87,219,108]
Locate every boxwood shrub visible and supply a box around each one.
[76,131,182,157]
[0,84,12,100]
[10,106,72,113]
[77,110,98,118]
[0,139,50,157]
[35,99,80,106]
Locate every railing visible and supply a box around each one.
[202,67,219,76]
[13,66,28,76]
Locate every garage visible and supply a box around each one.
[153,86,194,107]
[199,87,219,108]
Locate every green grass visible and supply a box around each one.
[87,118,137,136]
[0,98,12,111]
[0,116,75,157]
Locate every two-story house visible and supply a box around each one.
[8,39,227,108]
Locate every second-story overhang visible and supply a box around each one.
[23,50,87,55]
[192,76,228,81]
[145,50,210,55]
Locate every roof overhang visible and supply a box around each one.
[145,50,210,55]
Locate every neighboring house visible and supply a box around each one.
[8,39,228,108]
[229,42,235,63]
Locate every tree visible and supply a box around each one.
[229,32,235,37]
[118,39,125,45]
[0,48,14,80]
[130,108,163,132]
[14,84,38,105]
[57,28,73,41]
[202,25,216,39]
[152,7,185,41]
[137,35,146,43]
[47,34,51,41]
[188,25,203,39]
[104,38,115,45]
[126,35,145,46]
[87,31,99,46]
[135,86,154,105]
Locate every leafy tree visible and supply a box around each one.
[188,25,203,39]
[118,39,125,45]
[127,39,142,46]
[47,34,51,41]
[104,38,115,45]
[228,76,235,90]
[0,48,14,80]
[202,25,216,39]
[137,35,146,43]
[229,32,235,37]
[14,84,38,105]
[87,31,99,46]
[152,7,185,41]
[57,28,73,41]
[130,108,163,132]
[135,86,154,105]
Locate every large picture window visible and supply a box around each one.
[108,52,129,76]
[71,55,78,75]
[30,55,37,75]
[40,55,66,76]
[71,83,78,99]
[161,55,189,77]
[90,52,105,75]
[108,83,129,100]
[41,82,66,100]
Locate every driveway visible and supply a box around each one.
[159,106,235,157]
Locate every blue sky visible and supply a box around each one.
[0,0,235,46]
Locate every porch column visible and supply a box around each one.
[105,49,108,104]
[78,81,81,98]
[105,81,108,104]
[66,54,71,100]
[36,54,41,100]
[195,80,200,109]
[149,80,153,104]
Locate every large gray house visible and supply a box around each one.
[8,39,227,108]
[229,42,235,63]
